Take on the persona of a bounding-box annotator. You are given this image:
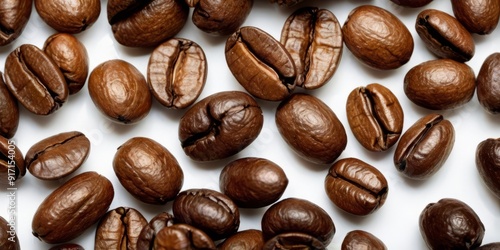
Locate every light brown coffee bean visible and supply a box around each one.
[451,0,500,35]
[153,224,216,250]
[35,0,100,33]
[95,207,148,250]
[477,53,500,114]
[0,0,32,46]
[0,135,25,186]
[0,73,19,139]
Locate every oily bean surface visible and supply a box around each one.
[451,0,500,35]
[136,212,175,250]
[190,0,253,35]
[341,230,387,250]
[35,0,100,33]
[0,216,20,250]
[153,224,216,250]
[95,207,148,250]
[0,73,19,139]
[477,53,500,114]
[263,232,325,250]
[0,135,25,185]
[270,0,303,6]
[218,229,265,250]
[476,138,500,200]
[390,0,433,7]
[0,0,32,46]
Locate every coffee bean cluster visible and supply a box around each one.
[0,0,499,249]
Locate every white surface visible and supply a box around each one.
[1,0,499,249]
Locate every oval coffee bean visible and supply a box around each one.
[263,232,325,250]
[0,73,19,139]
[225,26,296,101]
[218,229,265,250]
[43,33,89,95]
[172,188,240,240]
[147,38,207,109]
[4,44,68,115]
[404,59,475,110]
[261,197,335,246]
[419,198,485,249]
[88,59,152,124]
[48,243,84,250]
[113,137,183,205]
[95,207,148,250]
[342,5,414,70]
[346,83,404,152]
[416,9,475,62]
[477,53,500,114]
[476,138,500,199]
[0,135,25,185]
[153,224,216,249]
[136,212,175,250]
[0,216,20,250]
[451,0,500,35]
[35,0,100,33]
[220,157,288,208]
[394,114,455,180]
[32,171,114,244]
[281,7,342,89]
[390,0,433,7]
[341,230,387,250]
[0,0,32,46]
[179,91,263,161]
[190,0,253,36]
[276,93,347,164]
[25,131,90,180]
[325,158,388,216]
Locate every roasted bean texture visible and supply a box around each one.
[477,53,500,114]
[0,216,20,250]
[190,0,253,35]
[35,0,100,33]
[0,0,32,46]
[218,229,265,250]
[263,232,326,250]
[476,138,500,200]
[341,230,387,250]
[390,0,433,7]
[451,0,500,35]
[153,224,216,250]
[136,212,175,250]
[48,243,84,250]
[0,135,25,185]
[0,74,19,139]
[95,207,148,250]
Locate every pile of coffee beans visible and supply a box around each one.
[0,0,499,249]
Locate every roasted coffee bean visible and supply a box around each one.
[276,93,347,164]
[4,44,68,115]
[342,5,414,70]
[25,131,90,180]
[476,243,500,250]
[225,26,296,101]
[325,158,388,216]
[346,83,404,152]
[113,137,183,205]
[32,171,114,244]
[48,243,85,250]
[218,229,265,250]
[477,53,500,114]
[153,224,216,250]
[0,216,20,250]
[172,188,240,240]
[404,59,475,110]
[394,114,455,180]
[147,38,207,109]
[189,0,253,35]
[476,138,500,200]
[95,207,148,250]
[137,212,175,250]
[107,0,189,47]
[270,0,303,7]
[0,0,32,46]
[43,33,89,95]
[179,91,263,161]
[263,232,325,250]
[341,230,387,250]
[261,197,335,246]
[451,0,500,35]
[220,157,288,208]
[0,135,25,185]
[419,198,485,249]
[88,59,152,124]
[416,9,475,62]
[281,7,342,89]
[0,73,19,139]
[390,0,433,7]
[35,0,100,33]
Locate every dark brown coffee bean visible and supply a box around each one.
[25,131,90,180]
[107,0,189,47]
[281,7,342,89]
[476,138,500,200]
[220,157,288,208]
[0,216,20,250]
[4,44,68,116]
[416,9,475,62]
[476,243,500,250]
[153,224,216,250]
[88,59,152,124]
[342,5,414,70]
[43,33,89,95]
[341,230,387,250]
[32,171,114,244]
[147,38,207,109]
[390,0,433,7]
[137,212,175,250]
[172,188,240,241]
[261,197,335,246]
[263,232,326,250]
[394,114,455,180]
[451,0,500,35]
[0,0,32,46]
[35,0,100,33]
[0,73,19,139]
[48,243,85,250]
[0,135,25,185]
[225,26,296,101]
[270,0,303,7]
[404,59,476,110]
[218,229,265,250]
[419,198,485,249]
[477,53,500,114]
[113,137,183,205]
[346,83,404,152]
[325,158,388,216]
[276,93,347,164]
[95,207,148,250]
[179,91,263,161]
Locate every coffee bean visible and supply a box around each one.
[225,26,296,101]
[34,0,100,33]
[48,243,85,250]
[451,0,500,35]
[153,224,216,249]
[218,229,265,250]
[394,114,455,180]
[190,0,253,35]
[477,53,500,114]
[95,207,148,250]
[137,212,175,250]
[0,0,32,46]
[0,216,20,250]
[476,138,500,200]
[281,7,342,89]
[270,0,303,7]
[341,230,387,250]
[263,232,326,250]
[0,135,25,185]
[390,0,433,7]
[0,73,19,139]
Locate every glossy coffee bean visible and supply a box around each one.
[225,26,296,101]
[477,53,500,114]
[341,230,387,250]
[416,9,475,62]
[218,229,265,250]
[342,5,414,70]
[263,232,325,250]
[147,38,207,109]
[95,207,148,250]
[451,0,500,35]
[179,91,263,161]
[276,93,347,164]
[0,0,32,46]
[113,137,183,205]
[270,0,303,7]
[48,243,84,250]
[153,224,216,249]
[346,83,404,152]
[281,7,342,89]
[136,212,175,250]
[404,59,475,110]
[325,158,388,216]
[4,44,68,115]
[0,74,19,139]
[394,114,455,180]
[476,138,500,200]
[419,198,485,249]
[25,131,90,180]
[35,0,100,33]
[0,135,25,185]
[0,216,20,250]
[390,0,433,7]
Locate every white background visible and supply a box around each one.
[1,0,499,249]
